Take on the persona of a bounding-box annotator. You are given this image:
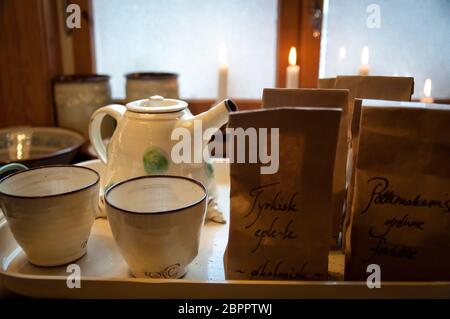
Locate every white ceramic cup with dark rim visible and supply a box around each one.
[104,175,208,278]
[0,165,99,266]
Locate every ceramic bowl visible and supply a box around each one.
[105,175,207,278]
[0,165,99,266]
[0,126,84,169]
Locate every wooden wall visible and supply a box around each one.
[276,0,323,88]
[0,0,62,128]
[71,0,96,73]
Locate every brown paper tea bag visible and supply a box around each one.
[322,76,414,183]
[331,76,415,251]
[224,107,341,280]
[318,77,336,89]
[345,100,450,281]
[262,88,348,248]
[334,76,414,120]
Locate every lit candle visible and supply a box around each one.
[217,42,228,101]
[358,46,370,76]
[286,46,300,88]
[420,78,434,103]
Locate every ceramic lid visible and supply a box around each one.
[126,96,188,113]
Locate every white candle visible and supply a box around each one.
[420,78,434,103]
[217,42,228,101]
[286,46,300,88]
[358,46,370,76]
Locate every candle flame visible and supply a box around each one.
[288,46,297,66]
[218,42,227,64]
[339,46,346,60]
[361,46,369,65]
[424,78,432,98]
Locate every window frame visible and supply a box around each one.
[70,0,323,111]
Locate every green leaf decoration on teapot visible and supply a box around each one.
[205,160,214,179]
[142,147,169,174]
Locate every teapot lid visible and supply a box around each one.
[126,95,188,113]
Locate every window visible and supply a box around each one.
[93,0,278,99]
[320,0,450,99]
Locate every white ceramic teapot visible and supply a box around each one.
[89,96,237,222]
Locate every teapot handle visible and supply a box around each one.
[89,104,126,164]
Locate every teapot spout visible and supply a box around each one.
[193,99,238,140]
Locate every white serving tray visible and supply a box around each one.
[1,159,449,298]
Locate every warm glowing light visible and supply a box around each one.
[339,46,346,60]
[424,78,432,98]
[288,46,297,66]
[361,46,369,65]
[218,42,227,65]
[16,133,26,160]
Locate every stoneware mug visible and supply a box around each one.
[53,74,113,139]
[105,175,207,278]
[0,165,100,266]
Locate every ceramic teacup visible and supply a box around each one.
[105,175,207,278]
[0,165,99,266]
